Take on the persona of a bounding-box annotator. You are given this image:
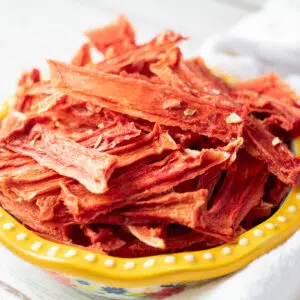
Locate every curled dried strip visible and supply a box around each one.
[1,120,117,194]
[0,111,27,138]
[200,151,269,238]
[49,60,244,141]
[0,173,71,203]
[0,192,71,242]
[236,73,299,106]
[127,224,166,249]
[89,30,185,73]
[233,74,300,134]
[233,89,299,132]
[265,175,290,207]
[108,124,178,168]
[120,189,208,230]
[244,117,300,186]
[243,201,273,229]
[18,68,40,87]
[60,138,242,221]
[15,68,43,112]
[0,149,32,171]
[71,43,92,66]
[185,57,232,94]
[151,47,232,99]
[34,92,67,114]
[78,120,141,152]
[36,193,61,221]
[85,15,136,56]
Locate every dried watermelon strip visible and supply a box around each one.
[0,175,68,202]
[78,120,141,151]
[0,192,71,242]
[15,68,43,112]
[233,89,299,132]
[24,81,55,97]
[233,74,300,134]
[90,214,153,226]
[244,117,300,186]
[236,73,299,106]
[36,192,61,221]
[49,60,244,141]
[265,175,290,207]
[201,151,269,237]
[120,189,207,229]
[83,225,126,252]
[243,201,273,229]
[108,124,178,168]
[185,57,232,94]
[61,139,241,221]
[1,120,117,193]
[85,15,136,56]
[34,92,67,114]
[0,149,32,171]
[71,43,92,67]
[79,224,126,252]
[89,30,185,73]
[127,224,166,249]
[0,110,28,139]
[151,47,232,97]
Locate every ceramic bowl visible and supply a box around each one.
[0,99,300,299]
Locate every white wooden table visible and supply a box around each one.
[0,1,262,299]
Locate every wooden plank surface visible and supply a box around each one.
[0,0,257,299]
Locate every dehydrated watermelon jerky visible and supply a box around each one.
[0,192,71,242]
[127,224,166,249]
[60,140,241,221]
[48,60,244,141]
[236,73,300,106]
[71,43,92,67]
[89,30,185,73]
[121,189,208,229]
[85,15,136,56]
[1,119,117,193]
[0,16,300,257]
[151,47,232,97]
[108,124,178,168]
[242,201,273,229]
[200,151,269,238]
[244,117,300,185]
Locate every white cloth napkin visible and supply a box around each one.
[199,0,300,91]
[168,1,300,299]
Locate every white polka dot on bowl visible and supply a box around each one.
[16,233,27,241]
[124,261,135,269]
[277,216,287,222]
[253,229,263,237]
[144,259,155,268]
[203,253,213,260]
[165,256,176,264]
[288,205,296,213]
[265,223,276,229]
[64,249,77,258]
[239,238,249,246]
[184,254,195,262]
[3,222,15,230]
[104,259,115,267]
[85,254,96,262]
[221,247,231,255]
